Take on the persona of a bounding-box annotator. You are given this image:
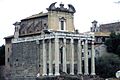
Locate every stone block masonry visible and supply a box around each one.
[10,41,40,78]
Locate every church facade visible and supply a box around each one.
[5,2,95,79]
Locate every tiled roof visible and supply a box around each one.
[22,12,48,21]
[100,22,120,28]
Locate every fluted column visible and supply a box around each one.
[63,38,67,73]
[84,40,89,75]
[70,38,74,75]
[48,39,53,75]
[77,39,82,74]
[42,39,47,76]
[91,41,96,75]
[55,34,60,75]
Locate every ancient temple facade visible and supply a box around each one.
[5,2,95,79]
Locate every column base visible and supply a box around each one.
[84,73,89,75]
[91,73,96,75]
[42,74,47,76]
[77,72,82,75]
[55,72,60,76]
[70,72,74,75]
[49,73,53,76]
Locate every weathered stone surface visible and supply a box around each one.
[10,41,39,78]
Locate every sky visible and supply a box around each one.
[0,0,120,45]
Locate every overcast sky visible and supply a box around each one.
[0,0,120,45]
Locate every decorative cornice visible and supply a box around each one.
[47,2,76,13]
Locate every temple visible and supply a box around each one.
[4,2,95,79]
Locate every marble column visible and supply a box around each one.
[42,39,47,76]
[48,39,53,75]
[55,35,60,75]
[91,41,96,75]
[84,40,89,75]
[70,38,74,75]
[77,39,82,74]
[63,38,67,73]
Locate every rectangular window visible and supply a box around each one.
[61,21,64,30]
[8,58,9,62]
[8,48,9,52]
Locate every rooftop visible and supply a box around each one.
[21,12,48,21]
[4,35,14,39]
[100,22,120,28]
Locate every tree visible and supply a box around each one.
[0,45,5,65]
[105,32,120,57]
[96,53,120,78]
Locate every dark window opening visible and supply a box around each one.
[61,21,64,30]
[8,58,9,62]
[16,59,18,61]
[39,64,41,67]
[102,37,105,42]
[60,47,63,64]
[44,23,48,29]
[29,31,32,33]
[22,31,25,34]
[37,29,39,32]
[44,23,46,26]
[82,52,84,57]
[8,48,9,52]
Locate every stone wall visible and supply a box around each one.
[10,41,40,79]
[0,66,6,80]
[48,11,74,32]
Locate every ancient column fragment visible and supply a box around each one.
[77,39,82,74]
[63,38,67,73]
[48,39,53,75]
[42,39,47,76]
[84,40,89,75]
[91,41,96,75]
[55,34,60,75]
[70,38,74,75]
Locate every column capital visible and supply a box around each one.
[92,41,95,45]
[82,41,84,45]
[71,38,74,43]
[85,40,88,44]
[64,38,66,43]
[78,39,81,43]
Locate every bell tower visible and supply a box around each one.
[47,2,76,32]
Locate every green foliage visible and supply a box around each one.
[105,32,120,57]
[0,45,5,65]
[96,53,120,78]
